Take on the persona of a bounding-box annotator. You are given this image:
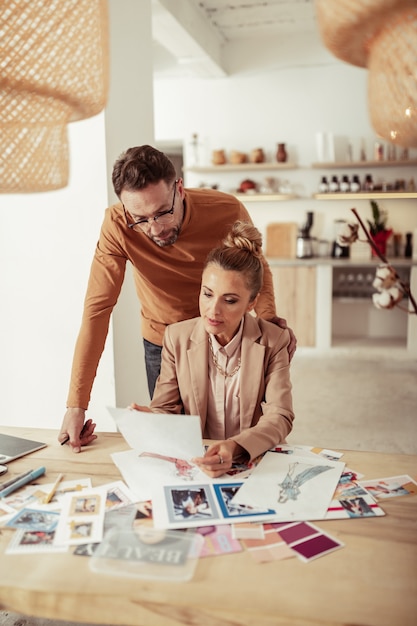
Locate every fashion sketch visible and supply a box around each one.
[139,452,197,480]
[277,462,332,503]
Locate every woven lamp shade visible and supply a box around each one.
[315,0,417,148]
[0,0,109,193]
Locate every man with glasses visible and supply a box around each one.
[59,145,296,452]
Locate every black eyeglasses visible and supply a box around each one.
[123,179,179,231]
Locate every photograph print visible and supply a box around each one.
[214,483,276,519]
[165,485,219,524]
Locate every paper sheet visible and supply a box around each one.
[107,407,205,458]
[231,451,345,521]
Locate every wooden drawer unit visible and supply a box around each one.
[271,265,316,347]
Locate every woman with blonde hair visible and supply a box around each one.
[133,221,294,477]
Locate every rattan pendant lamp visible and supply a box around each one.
[315,0,417,148]
[0,0,109,193]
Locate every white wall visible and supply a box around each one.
[105,0,154,412]
[0,0,155,432]
[0,113,116,430]
[154,32,417,245]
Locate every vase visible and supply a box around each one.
[371,230,392,257]
[276,143,287,163]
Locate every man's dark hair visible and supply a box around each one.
[112,145,177,198]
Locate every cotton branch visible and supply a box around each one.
[351,208,417,315]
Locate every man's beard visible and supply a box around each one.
[150,224,181,247]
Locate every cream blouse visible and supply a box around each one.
[205,319,244,439]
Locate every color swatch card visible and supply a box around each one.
[196,524,243,557]
[241,525,295,563]
[275,521,344,562]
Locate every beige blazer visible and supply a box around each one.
[151,313,294,460]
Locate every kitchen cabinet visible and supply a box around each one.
[271,265,316,347]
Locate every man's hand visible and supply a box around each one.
[269,315,297,361]
[58,408,97,453]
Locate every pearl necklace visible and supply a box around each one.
[208,336,241,378]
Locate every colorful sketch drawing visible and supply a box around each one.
[277,462,332,503]
[140,451,197,480]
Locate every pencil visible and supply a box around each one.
[0,469,33,491]
[43,473,64,504]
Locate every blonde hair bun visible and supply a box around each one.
[223,221,263,258]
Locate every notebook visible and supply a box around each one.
[0,433,47,463]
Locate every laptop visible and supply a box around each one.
[0,433,47,464]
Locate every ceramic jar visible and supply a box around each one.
[230,150,247,164]
[212,149,226,165]
[250,148,265,163]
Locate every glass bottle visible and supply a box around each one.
[350,175,361,192]
[405,233,413,258]
[360,138,367,161]
[329,175,339,192]
[374,141,384,161]
[340,175,350,192]
[363,174,374,191]
[318,176,329,193]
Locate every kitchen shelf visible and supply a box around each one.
[184,162,297,173]
[311,159,417,169]
[313,191,417,200]
[233,193,297,202]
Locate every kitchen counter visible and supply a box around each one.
[266,257,416,267]
[267,259,417,356]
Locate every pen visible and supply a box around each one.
[61,420,90,446]
[0,469,33,491]
[0,466,46,498]
[43,473,64,504]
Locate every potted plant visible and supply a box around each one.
[367,200,392,256]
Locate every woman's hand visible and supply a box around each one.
[128,403,152,412]
[192,440,246,478]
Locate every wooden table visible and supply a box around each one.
[0,426,416,626]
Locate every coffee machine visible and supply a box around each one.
[331,219,350,258]
[296,211,314,258]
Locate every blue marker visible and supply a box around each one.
[0,466,46,498]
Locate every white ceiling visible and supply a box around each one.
[152,0,318,77]
[187,0,317,40]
